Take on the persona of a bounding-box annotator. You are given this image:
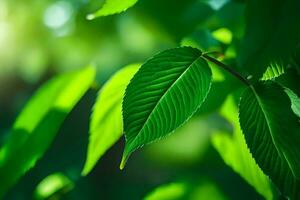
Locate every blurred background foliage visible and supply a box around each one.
[0,0,272,199]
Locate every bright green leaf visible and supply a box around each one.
[82,64,140,175]
[261,62,285,81]
[212,28,232,44]
[0,67,95,198]
[121,47,212,168]
[144,182,187,200]
[239,82,300,199]
[87,0,138,19]
[212,96,274,200]
[34,172,74,200]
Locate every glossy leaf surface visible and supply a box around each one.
[121,47,212,168]
[212,96,274,200]
[239,82,300,199]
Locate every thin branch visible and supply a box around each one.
[202,54,251,86]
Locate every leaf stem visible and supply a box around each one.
[202,54,251,86]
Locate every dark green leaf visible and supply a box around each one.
[121,47,212,168]
[239,82,300,199]
[238,0,300,79]
[0,67,95,197]
[212,96,274,200]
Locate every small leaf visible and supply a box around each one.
[82,64,140,175]
[212,28,232,44]
[121,47,212,168]
[239,82,300,199]
[34,172,74,200]
[87,0,138,19]
[261,61,285,81]
[212,96,274,200]
[0,67,95,198]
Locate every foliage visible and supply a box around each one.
[1,0,300,199]
[0,67,95,198]
[121,47,212,168]
[87,0,139,19]
[212,96,274,200]
[82,64,140,175]
[239,82,300,199]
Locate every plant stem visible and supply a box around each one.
[202,54,251,86]
[202,51,224,57]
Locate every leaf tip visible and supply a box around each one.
[119,155,128,170]
[120,148,132,170]
[80,166,90,177]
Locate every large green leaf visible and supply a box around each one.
[212,96,274,200]
[238,0,300,80]
[87,0,138,19]
[239,82,300,199]
[0,67,95,198]
[121,47,212,168]
[82,64,140,175]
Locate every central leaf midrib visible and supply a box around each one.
[250,85,296,178]
[127,55,203,151]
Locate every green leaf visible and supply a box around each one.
[121,47,212,168]
[87,0,138,19]
[144,182,187,200]
[34,172,74,200]
[0,67,95,197]
[261,62,285,81]
[239,82,300,199]
[238,0,300,79]
[212,96,274,200]
[82,64,140,175]
[212,28,232,45]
